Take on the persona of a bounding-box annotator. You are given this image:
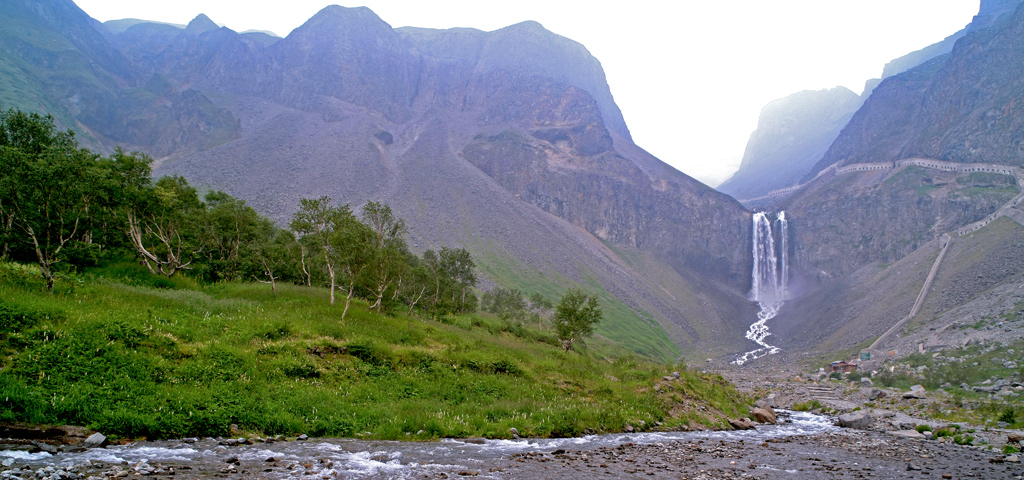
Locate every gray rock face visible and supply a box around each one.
[83,433,107,449]
[719,87,861,200]
[838,412,874,430]
[812,4,1024,174]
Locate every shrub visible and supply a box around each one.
[999,408,1016,425]
[793,400,823,412]
[916,424,932,433]
[0,299,65,334]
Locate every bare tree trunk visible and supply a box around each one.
[407,286,426,311]
[327,261,336,305]
[300,246,311,287]
[342,278,355,319]
[0,211,12,259]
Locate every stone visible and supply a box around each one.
[860,377,873,387]
[1,458,13,467]
[623,424,635,433]
[750,407,777,424]
[892,430,925,439]
[296,434,308,441]
[1007,433,1024,443]
[728,418,755,430]
[462,438,486,444]
[509,427,519,437]
[838,412,873,430]
[83,433,107,449]
[1007,454,1020,463]
[31,441,57,454]
[869,388,886,400]
[903,390,926,399]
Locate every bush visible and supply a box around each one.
[0,299,65,334]
[916,424,932,433]
[793,400,823,412]
[999,408,1016,425]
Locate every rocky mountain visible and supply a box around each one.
[717,87,861,200]
[761,0,1024,359]
[811,1,1024,174]
[0,0,757,360]
[724,0,1021,204]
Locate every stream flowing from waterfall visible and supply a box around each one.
[734,211,788,365]
[0,412,835,479]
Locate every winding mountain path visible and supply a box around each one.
[738,159,1024,234]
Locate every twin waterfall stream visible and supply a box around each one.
[733,211,788,365]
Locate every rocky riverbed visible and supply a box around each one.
[3,367,1023,479]
[1,422,1021,479]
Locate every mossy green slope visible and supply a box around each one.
[0,261,747,440]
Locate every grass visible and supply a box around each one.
[792,400,822,412]
[0,260,747,441]
[473,243,680,363]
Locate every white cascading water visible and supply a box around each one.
[734,211,788,365]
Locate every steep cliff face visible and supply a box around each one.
[812,2,1024,174]
[1,1,757,356]
[0,2,239,156]
[783,167,1017,282]
[718,87,861,200]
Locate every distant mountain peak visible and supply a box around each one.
[185,13,218,34]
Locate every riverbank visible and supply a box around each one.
[1,414,1020,479]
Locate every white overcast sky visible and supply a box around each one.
[75,1,979,187]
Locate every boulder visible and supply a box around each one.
[869,388,886,400]
[838,412,873,430]
[860,377,874,387]
[903,389,926,399]
[751,407,777,424]
[83,433,107,449]
[1007,433,1024,443]
[728,418,755,430]
[892,430,925,439]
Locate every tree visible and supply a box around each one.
[125,175,205,277]
[291,197,374,318]
[360,201,408,312]
[290,197,349,306]
[200,191,264,281]
[438,247,477,313]
[482,287,527,323]
[248,223,296,295]
[528,292,554,329]
[0,108,101,290]
[553,289,602,351]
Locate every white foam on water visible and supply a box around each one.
[0,450,51,460]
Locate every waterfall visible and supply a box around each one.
[734,211,788,365]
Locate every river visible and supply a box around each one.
[1,411,835,479]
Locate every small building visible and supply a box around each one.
[829,361,857,374]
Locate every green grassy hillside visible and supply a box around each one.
[0,261,747,441]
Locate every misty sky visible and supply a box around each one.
[75,1,979,187]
